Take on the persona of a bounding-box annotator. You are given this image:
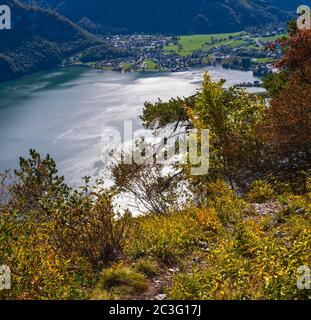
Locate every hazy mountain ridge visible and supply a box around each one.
[266,1,307,11]
[24,0,294,35]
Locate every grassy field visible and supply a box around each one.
[227,39,261,50]
[163,32,287,57]
[164,32,241,56]
[143,59,158,71]
[254,57,274,64]
[258,34,285,43]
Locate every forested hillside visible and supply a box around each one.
[267,0,310,11]
[0,0,125,82]
[0,0,99,81]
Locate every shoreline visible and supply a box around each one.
[0,63,266,92]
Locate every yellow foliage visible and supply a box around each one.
[246,180,276,203]
[125,208,224,265]
[169,205,311,300]
[0,214,90,300]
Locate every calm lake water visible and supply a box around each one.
[0,66,260,186]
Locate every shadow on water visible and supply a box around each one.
[0,67,89,109]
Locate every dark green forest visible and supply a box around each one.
[0,0,126,81]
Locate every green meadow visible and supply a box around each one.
[164,32,248,56]
[143,59,158,71]
[163,32,283,56]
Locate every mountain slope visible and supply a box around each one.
[267,1,311,11]
[0,0,102,82]
[24,0,293,35]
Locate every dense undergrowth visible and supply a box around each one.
[92,182,311,300]
[0,159,310,300]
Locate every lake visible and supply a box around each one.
[0,66,260,186]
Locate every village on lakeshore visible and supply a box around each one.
[65,25,285,85]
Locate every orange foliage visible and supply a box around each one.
[261,29,311,183]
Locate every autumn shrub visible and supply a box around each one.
[246,180,276,203]
[53,185,131,270]
[186,74,265,190]
[111,160,184,215]
[261,29,311,188]
[277,191,311,217]
[0,208,91,300]
[0,151,130,299]
[202,180,246,225]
